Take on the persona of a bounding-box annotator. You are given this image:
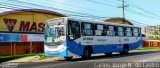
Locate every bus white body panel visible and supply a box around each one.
[44,17,142,57]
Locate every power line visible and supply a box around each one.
[14,0,113,18]
[121,0,160,21]
[46,0,118,16]
[104,0,119,5]
[0,1,112,20]
[125,8,160,21]
[127,0,160,18]
[86,0,117,7]
[130,20,149,26]
[1,0,153,27]
[1,0,123,20]
[0,2,35,9]
[0,1,113,20]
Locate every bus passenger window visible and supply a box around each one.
[82,23,94,36]
[118,26,124,36]
[133,28,139,36]
[125,27,132,36]
[95,24,107,36]
[107,26,115,36]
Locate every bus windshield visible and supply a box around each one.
[44,19,66,46]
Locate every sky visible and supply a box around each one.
[0,0,160,26]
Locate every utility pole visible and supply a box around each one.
[118,0,128,24]
[122,0,125,24]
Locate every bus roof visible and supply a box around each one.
[47,17,141,28]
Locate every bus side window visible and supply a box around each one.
[95,24,106,36]
[107,25,115,36]
[133,28,139,37]
[81,22,94,36]
[125,27,132,37]
[118,26,124,36]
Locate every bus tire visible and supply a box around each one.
[64,57,72,60]
[82,47,92,59]
[120,45,129,55]
[105,52,112,56]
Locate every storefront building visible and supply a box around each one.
[0,9,66,56]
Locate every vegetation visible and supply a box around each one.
[154,36,160,40]
[137,47,160,50]
[0,54,35,63]
[36,53,54,60]
[153,30,160,40]
[0,53,54,63]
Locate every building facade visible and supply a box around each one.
[0,9,66,56]
[103,17,133,25]
[142,25,160,40]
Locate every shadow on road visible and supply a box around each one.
[58,50,160,62]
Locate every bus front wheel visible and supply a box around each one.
[82,48,92,59]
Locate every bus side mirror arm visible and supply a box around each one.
[69,35,74,40]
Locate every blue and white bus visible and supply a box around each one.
[44,17,142,60]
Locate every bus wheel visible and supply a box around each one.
[64,56,72,60]
[105,52,112,56]
[82,48,92,59]
[120,45,129,55]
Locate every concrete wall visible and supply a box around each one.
[142,40,160,47]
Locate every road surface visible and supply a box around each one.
[1,50,160,68]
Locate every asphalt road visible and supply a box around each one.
[1,50,160,68]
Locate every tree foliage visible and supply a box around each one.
[153,30,160,40]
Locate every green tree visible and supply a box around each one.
[153,30,160,40]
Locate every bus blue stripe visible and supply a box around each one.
[67,39,142,56]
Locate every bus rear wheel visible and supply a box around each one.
[82,48,92,59]
[120,45,129,55]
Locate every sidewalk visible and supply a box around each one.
[7,56,62,62]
